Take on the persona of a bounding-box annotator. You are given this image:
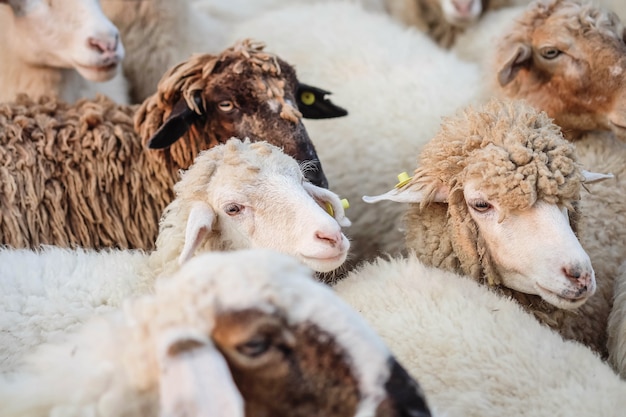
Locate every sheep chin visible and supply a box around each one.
[533,284,592,311]
[297,252,348,274]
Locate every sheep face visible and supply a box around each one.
[137,40,329,188]
[496,0,626,139]
[1,0,123,82]
[148,250,432,417]
[363,99,605,310]
[169,139,351,274]
[460,179,595,308]
[440,0,485,27]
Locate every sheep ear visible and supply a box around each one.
[157,329,244,417]
[296,83,348,119]
[363,184,448,204]
[384,358,432,417]
[303,182,351,227]
[581,170,613,183]
[147,94,204,149]
[178,202,216,265]
[498,43,532,86]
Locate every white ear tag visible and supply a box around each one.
[581,169,614,183]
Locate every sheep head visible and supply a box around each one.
[363,99,612,310]
[135,39,336,188]
[134,250,433,417]
[0,0,124,82]
[152,138,351,275]
[495,0,626,139]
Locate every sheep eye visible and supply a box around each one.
[224,203,243,216]
[540,47,561,60]
[470,200,492,213]
[217,100,235,113]
[236,338,270,358]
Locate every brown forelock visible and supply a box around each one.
[213,309,360,417]
[134,39,305,171]
[497,0,626,136]
[0,94,170,250]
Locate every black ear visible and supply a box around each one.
[384,358,432,417]
[147,94,204,149]
[296,83,348,119]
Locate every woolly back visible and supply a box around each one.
[134,39,303,171]
[405,99,583,283]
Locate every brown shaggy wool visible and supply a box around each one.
[0,40,327,250]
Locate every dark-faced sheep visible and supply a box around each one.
[0,39,333,250]
[0,249,433,417]
[365,98,612,355]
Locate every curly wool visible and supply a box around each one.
[414,98,582,213]
[135,39,302,170]
[405,99,583,284]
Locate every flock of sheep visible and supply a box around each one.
[1,0,626,416]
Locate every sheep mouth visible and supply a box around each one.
[535,284,590,309]
[299,252,347,272]
[75,62,120,82]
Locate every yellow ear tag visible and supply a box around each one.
[325,199,350,217]
[395,172,412,188]
[301,91,316,105]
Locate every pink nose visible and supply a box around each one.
[452,0,474,15]
[315,230,342,248]
[563,264,593,288]
[87,34,119,54]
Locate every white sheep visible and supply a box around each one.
[333,255,626,417]
[0,39,333,251]
[0,249,434,417]
[227,1,485,267]
[0,0,129,104]
[364,99,614,355]
[0,138,351,372]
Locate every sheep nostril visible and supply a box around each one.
[87,36,118,54]
[315,231,341,247]
[563,265,591,287]
[87,37,106,54]
[452,0,473,15]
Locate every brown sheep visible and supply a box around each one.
[494,0,626,140]
[0,39,333,250]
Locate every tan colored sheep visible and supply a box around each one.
[365,98,612,355]
[493,0,626,140]
[0,250,433,417]
[0,39,330,250]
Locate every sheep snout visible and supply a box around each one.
[314,230,343,248]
